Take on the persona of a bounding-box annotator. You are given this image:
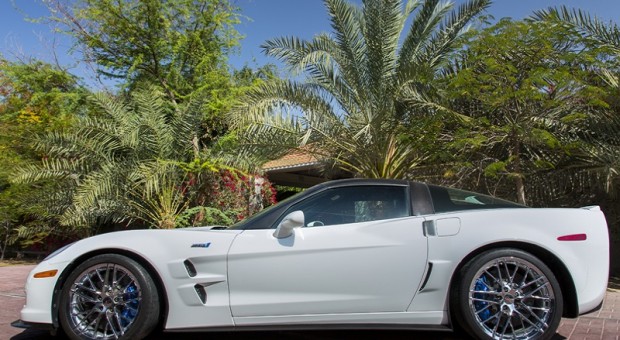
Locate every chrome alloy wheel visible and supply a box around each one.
[468,256,555,340]
[67,263,142,339]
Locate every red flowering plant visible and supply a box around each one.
[177,159,277,227]
[208,169,277,222]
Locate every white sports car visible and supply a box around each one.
[13,179,609,340]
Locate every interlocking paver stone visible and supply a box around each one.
[1,265,32,340]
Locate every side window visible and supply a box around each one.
[280,185,409,227]
[428,185,524,213]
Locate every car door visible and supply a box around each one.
[227,184,429,317]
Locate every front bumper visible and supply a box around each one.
[20,261,69,325]
[11,319,54,331]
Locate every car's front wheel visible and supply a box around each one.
[59,254,160,340]
[452,248,563,340]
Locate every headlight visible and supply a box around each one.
[44,242,76,261]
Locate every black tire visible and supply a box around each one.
[451,248,563,340]
[59,254,160,340]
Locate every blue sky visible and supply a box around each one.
[1,0,620,89]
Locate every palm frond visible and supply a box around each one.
[325,0,367,94]
[534,6,620,52]
[13,159,86,184]
[397,0,447,72]
[362,0,402,94]
[232,79,340,130]
[422,0,491,68]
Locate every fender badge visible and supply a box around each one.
[191,242,211,248]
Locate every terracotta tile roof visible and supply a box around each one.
[262,149,320,171]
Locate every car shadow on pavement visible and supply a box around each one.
[10,329,58,340]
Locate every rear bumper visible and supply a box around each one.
[582,299,604,316]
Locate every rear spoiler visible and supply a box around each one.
[581,205,601,211]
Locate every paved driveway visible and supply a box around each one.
[2,265,618,339]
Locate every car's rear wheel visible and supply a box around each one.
[452,248,563,340]
[59,254,160,340]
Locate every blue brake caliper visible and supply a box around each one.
[474,277,491,320]
[121,283,139,327]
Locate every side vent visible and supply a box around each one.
[419,262,433,291]
[194,284,207,304]
[184,259,197,277]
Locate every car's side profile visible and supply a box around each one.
[14,179,609,340]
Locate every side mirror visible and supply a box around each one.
[273,210,304,239]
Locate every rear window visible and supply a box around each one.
[428,185,524,213]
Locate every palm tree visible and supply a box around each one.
[14,87,202,232]
[233,0,491,179]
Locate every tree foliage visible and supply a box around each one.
[12,86,276,232]
[534,7,620,197]
[46,0,240,97]
[444,19,609,204]
[0,58,88,136]
[0,58,90,251]
[45,0,247,142]
[1,1,277,245]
